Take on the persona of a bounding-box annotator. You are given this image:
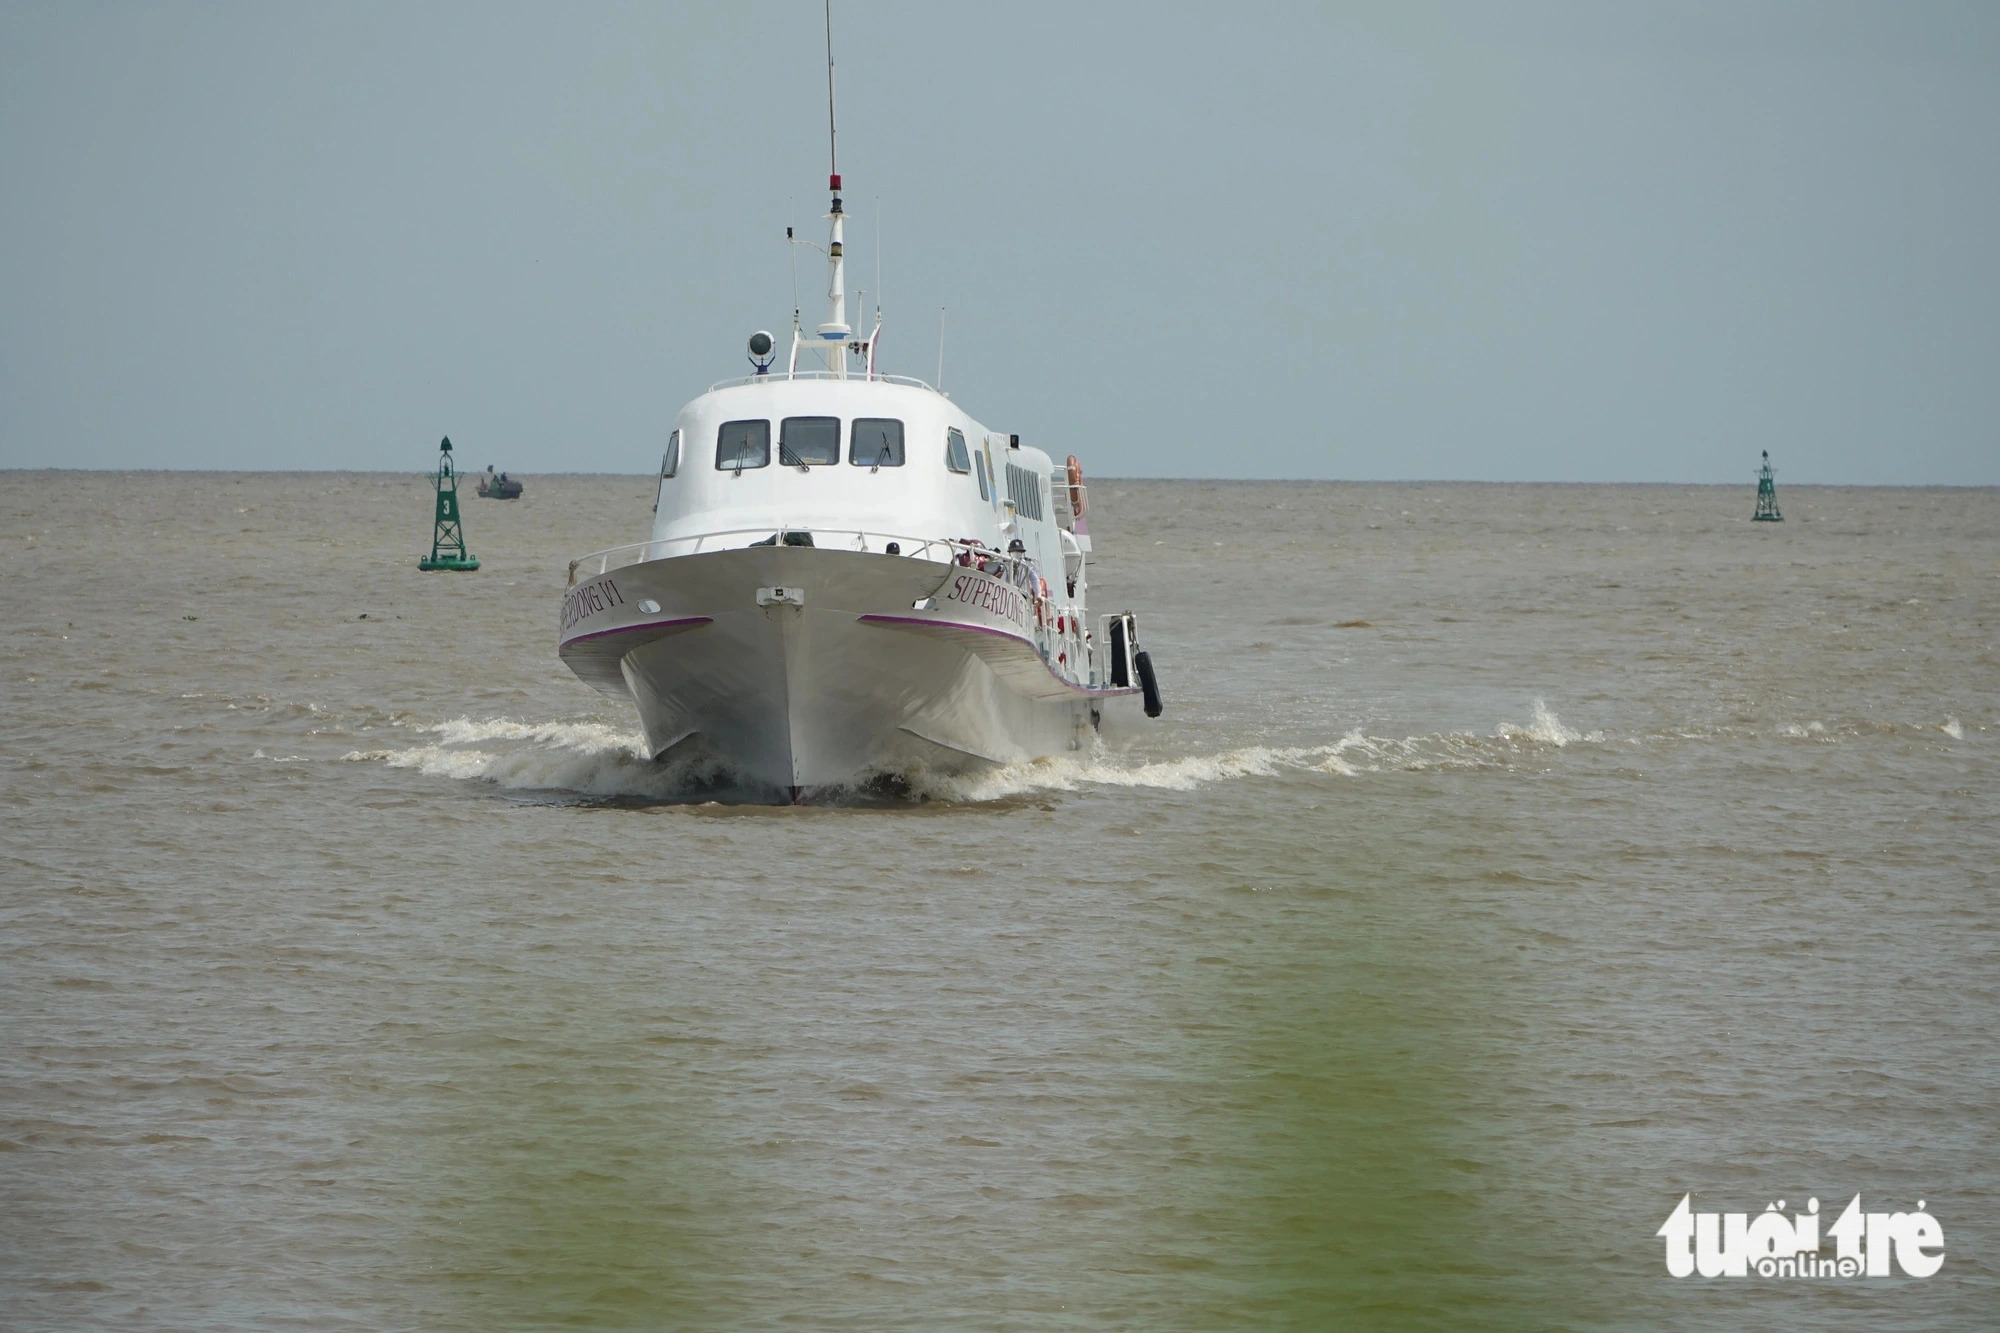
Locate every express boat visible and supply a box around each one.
[556,16,1160,802]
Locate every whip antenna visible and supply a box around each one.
[825,0,838,181]
[815,0,849,374]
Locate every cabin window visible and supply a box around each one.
[945,428,971,474]
[1005,461,1046,520]
[715,419,769,470]
[979,451,993,504]
[780,416,841,466]
[849,418,905,467]
[660,430,680,479]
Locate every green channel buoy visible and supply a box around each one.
[1752,450,1783,522]
[418,436,481,570]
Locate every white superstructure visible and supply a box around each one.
[556,8,1159,801]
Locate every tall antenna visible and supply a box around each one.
[936,305,946,391]
[783,1,851,379]
[817,0,848,375]
[824,0,838,180]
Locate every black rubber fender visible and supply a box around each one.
[1135,649,1163,718]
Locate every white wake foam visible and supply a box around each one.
[894,741,1355,803]
[1492,698,1600,746]
[1941,717,1964,740]
[419,717,640,750]
[337,701,1603,804]
[342,717,717,799]
[898,707,1607,802]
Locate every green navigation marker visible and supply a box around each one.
[1752,450,1783,522]
[418,436,482,570]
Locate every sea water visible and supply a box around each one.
[2,473,1994,1329]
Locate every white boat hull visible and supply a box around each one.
[559,547,1139,801]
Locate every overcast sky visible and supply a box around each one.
[3,1,1996,481]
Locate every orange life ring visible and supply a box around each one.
[1066,455,1087,518]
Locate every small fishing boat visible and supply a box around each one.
[477,467,523,499]
[554,6,1162,801]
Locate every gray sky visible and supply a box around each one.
[3,1,1996,481]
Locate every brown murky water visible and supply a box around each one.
[3,473,1994,1328]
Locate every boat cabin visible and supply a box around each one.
[650,374,1087,601]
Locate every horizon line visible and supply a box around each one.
[2,467,1995,489]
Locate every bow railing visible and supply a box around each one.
[569,528,1036,586]
[564,526,1125,689]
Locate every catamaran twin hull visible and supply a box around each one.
[559,545,1143,801]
